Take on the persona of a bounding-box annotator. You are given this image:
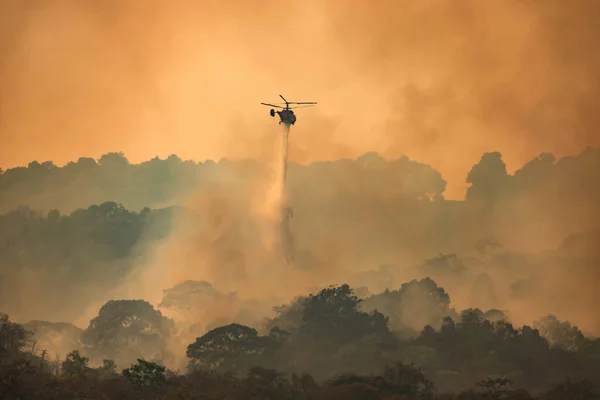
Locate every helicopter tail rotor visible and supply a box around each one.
[270,109,275,117]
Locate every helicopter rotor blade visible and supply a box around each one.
[289,104,317,109]
[288,102,317,105]
[261,103,285,109]
[279,94,288,103]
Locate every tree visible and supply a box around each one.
[0,359,36,399]
[23,321,83,361]
[321,362,435,400]
[159,280,223,313]
[61,350,89,376]
[0,313,32,361]
[300,284,391,347]
[456,377,536,399]
[466,152,511,210]
[65,157,98,173]
[382,362,435,398]
[512,152,556,201]
[158,280,240,334]
[82,300,175,366]
[534,315,585,352]
[267,296,307,333]
[98,152,129,169]
[362,278,455,333]
[275,284,399,377]
[122,359,167,387]
[186,324,275,370]
[476,377,513,398]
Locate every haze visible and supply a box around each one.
[2,0,599,198]
[1,1,600,396]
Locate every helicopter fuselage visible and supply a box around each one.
[276,109,296,125]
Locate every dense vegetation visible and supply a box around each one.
[1,149,598,259]
[2,282,600,399]
[0,202,183,322]
[1,148,599,398]
[1,150,599,324]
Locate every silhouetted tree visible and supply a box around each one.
[534,315,585,351]
[0,313,32,361]
[61,350,89,376]
[122,359,167,388]
[362,278,456,333]
[187,324,276,370]
[466,152,512,213]
[82,300,175,367]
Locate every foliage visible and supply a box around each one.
[0,141,600,399]
[2,148,600,335]
[362,278,456,334]
[61,350,89,376]
[22,321,83,361]
[534,315,586,352]
[159,280,223,312]
[320,362,434,399]
[267,296,307,333]
[299,284,390,346]
[410,309,566,391]
[82,300,176,366]
[122,359,167,387]
[1,302,600,398]
[0,313,33,361]
[186,323,276,370]
[0,359,36,399]
[0,203,180,323]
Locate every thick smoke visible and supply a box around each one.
[2,1,600,198]
[1,0,600,371]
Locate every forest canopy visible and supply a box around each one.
[1,148,599,399]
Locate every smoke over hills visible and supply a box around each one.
[1,1,600,395]
[0,148,598,338]
[2,0,600,198]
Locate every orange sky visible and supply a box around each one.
[1,0,599,199]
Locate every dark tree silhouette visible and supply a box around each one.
[82,300,175,367]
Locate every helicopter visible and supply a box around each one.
[261,95,316,125]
